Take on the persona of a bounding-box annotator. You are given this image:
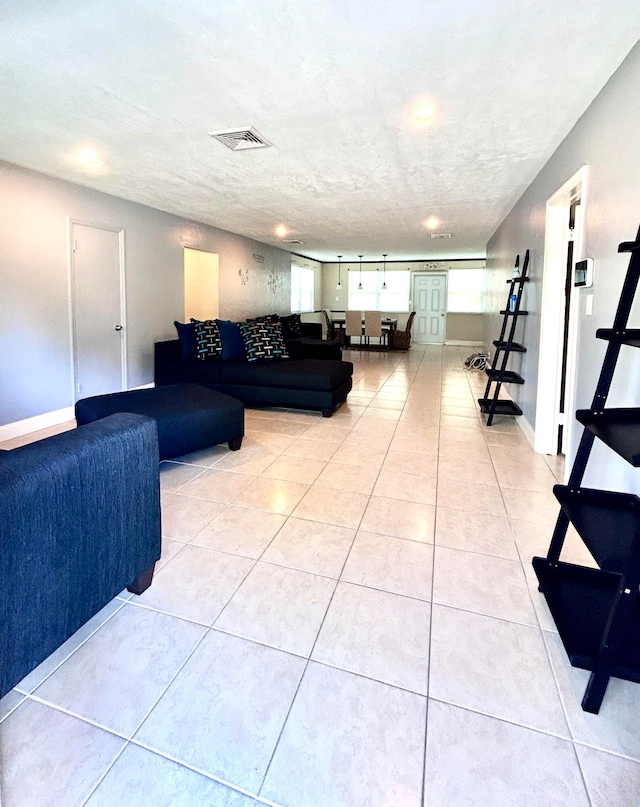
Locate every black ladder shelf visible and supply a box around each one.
[533,225,640,714]
[479,250,529,426]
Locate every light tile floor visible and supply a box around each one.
[2,345,640,806]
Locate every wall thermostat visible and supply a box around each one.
[574,258,594,288]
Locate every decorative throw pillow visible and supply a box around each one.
[246,314,280,325]
[238,321,289,363]
[216,319,247,361]
[280,314,302,339]
[191,319,223,360]
[174,321,198,361]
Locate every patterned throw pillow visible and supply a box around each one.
[191,319,223,361]
[238,321,289,363]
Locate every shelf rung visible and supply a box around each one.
[499,309,529,316]
[505,277,530,283]
[493,340,526,353]
[576,409,640,466]
[532,558,640,686]
[478,398,522,416]
[618,240,640,253]
[596,329,640,347]
[553,484,640,572]
[485,369,524,384]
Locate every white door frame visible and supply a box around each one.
[534,166,588,463]
[412,272,448,344]
[67,218,127,401]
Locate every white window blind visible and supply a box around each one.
[291,264,314,313]
[348,270,410,311]
[447,269,484,313]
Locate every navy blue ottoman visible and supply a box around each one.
[75,384,244,460]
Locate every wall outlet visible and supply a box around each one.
[335,296,339,301]
[586,295,593,316]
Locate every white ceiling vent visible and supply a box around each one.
[430,232,452,239]
[283,239,304,245]
[208,126,272,151]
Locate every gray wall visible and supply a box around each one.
[485,40,640,493]
[0,160,291,426]
[446,313,483,343]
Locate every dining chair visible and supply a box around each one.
[345,310,364,348]
[364,310,387,350]
[389,311,416,350]
[321,309,336,340]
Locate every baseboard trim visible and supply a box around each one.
[0,407,76,441]
[445,340,483,346]
[517,412,535,448]
[0,383,156,441]
[489,387,535,449]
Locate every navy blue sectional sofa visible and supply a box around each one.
[155,339,353,417]
[0,413,161,698]
[155,318,354,417]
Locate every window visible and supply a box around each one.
[291,264,314,313]
[348,270,410,311]
[446,269,484,312]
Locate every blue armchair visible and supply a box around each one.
[0,413,161,698]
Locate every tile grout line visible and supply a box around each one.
[8,598,128,701]
[465,350,597,805]
[71,553,265,803]
[422,343,446,807]
[255,348,418,800]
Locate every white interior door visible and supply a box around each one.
[413,273,447,344]
[71,222,126,399]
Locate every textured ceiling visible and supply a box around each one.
[1,1,639,261]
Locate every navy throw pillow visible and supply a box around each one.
[216,319,247,361]
[174,321,198,361]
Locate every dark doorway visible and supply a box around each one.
[557,200,580,454]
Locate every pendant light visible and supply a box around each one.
[358,254,363,290]
[336,255,343,290]
[382,254,388,290]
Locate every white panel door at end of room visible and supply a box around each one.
[71,222,126,400]
[413,273,447,344]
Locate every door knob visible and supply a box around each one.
[114,325,123,331]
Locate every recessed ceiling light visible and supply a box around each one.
[424,216,440,230]
[414,105,434,121]
[76,147,99,164]
[275,224,288,238]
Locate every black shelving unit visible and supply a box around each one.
[534,225,640,713]
[479,250,529,425]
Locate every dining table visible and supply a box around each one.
[330,315,398,330]
[329,314,398,348]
